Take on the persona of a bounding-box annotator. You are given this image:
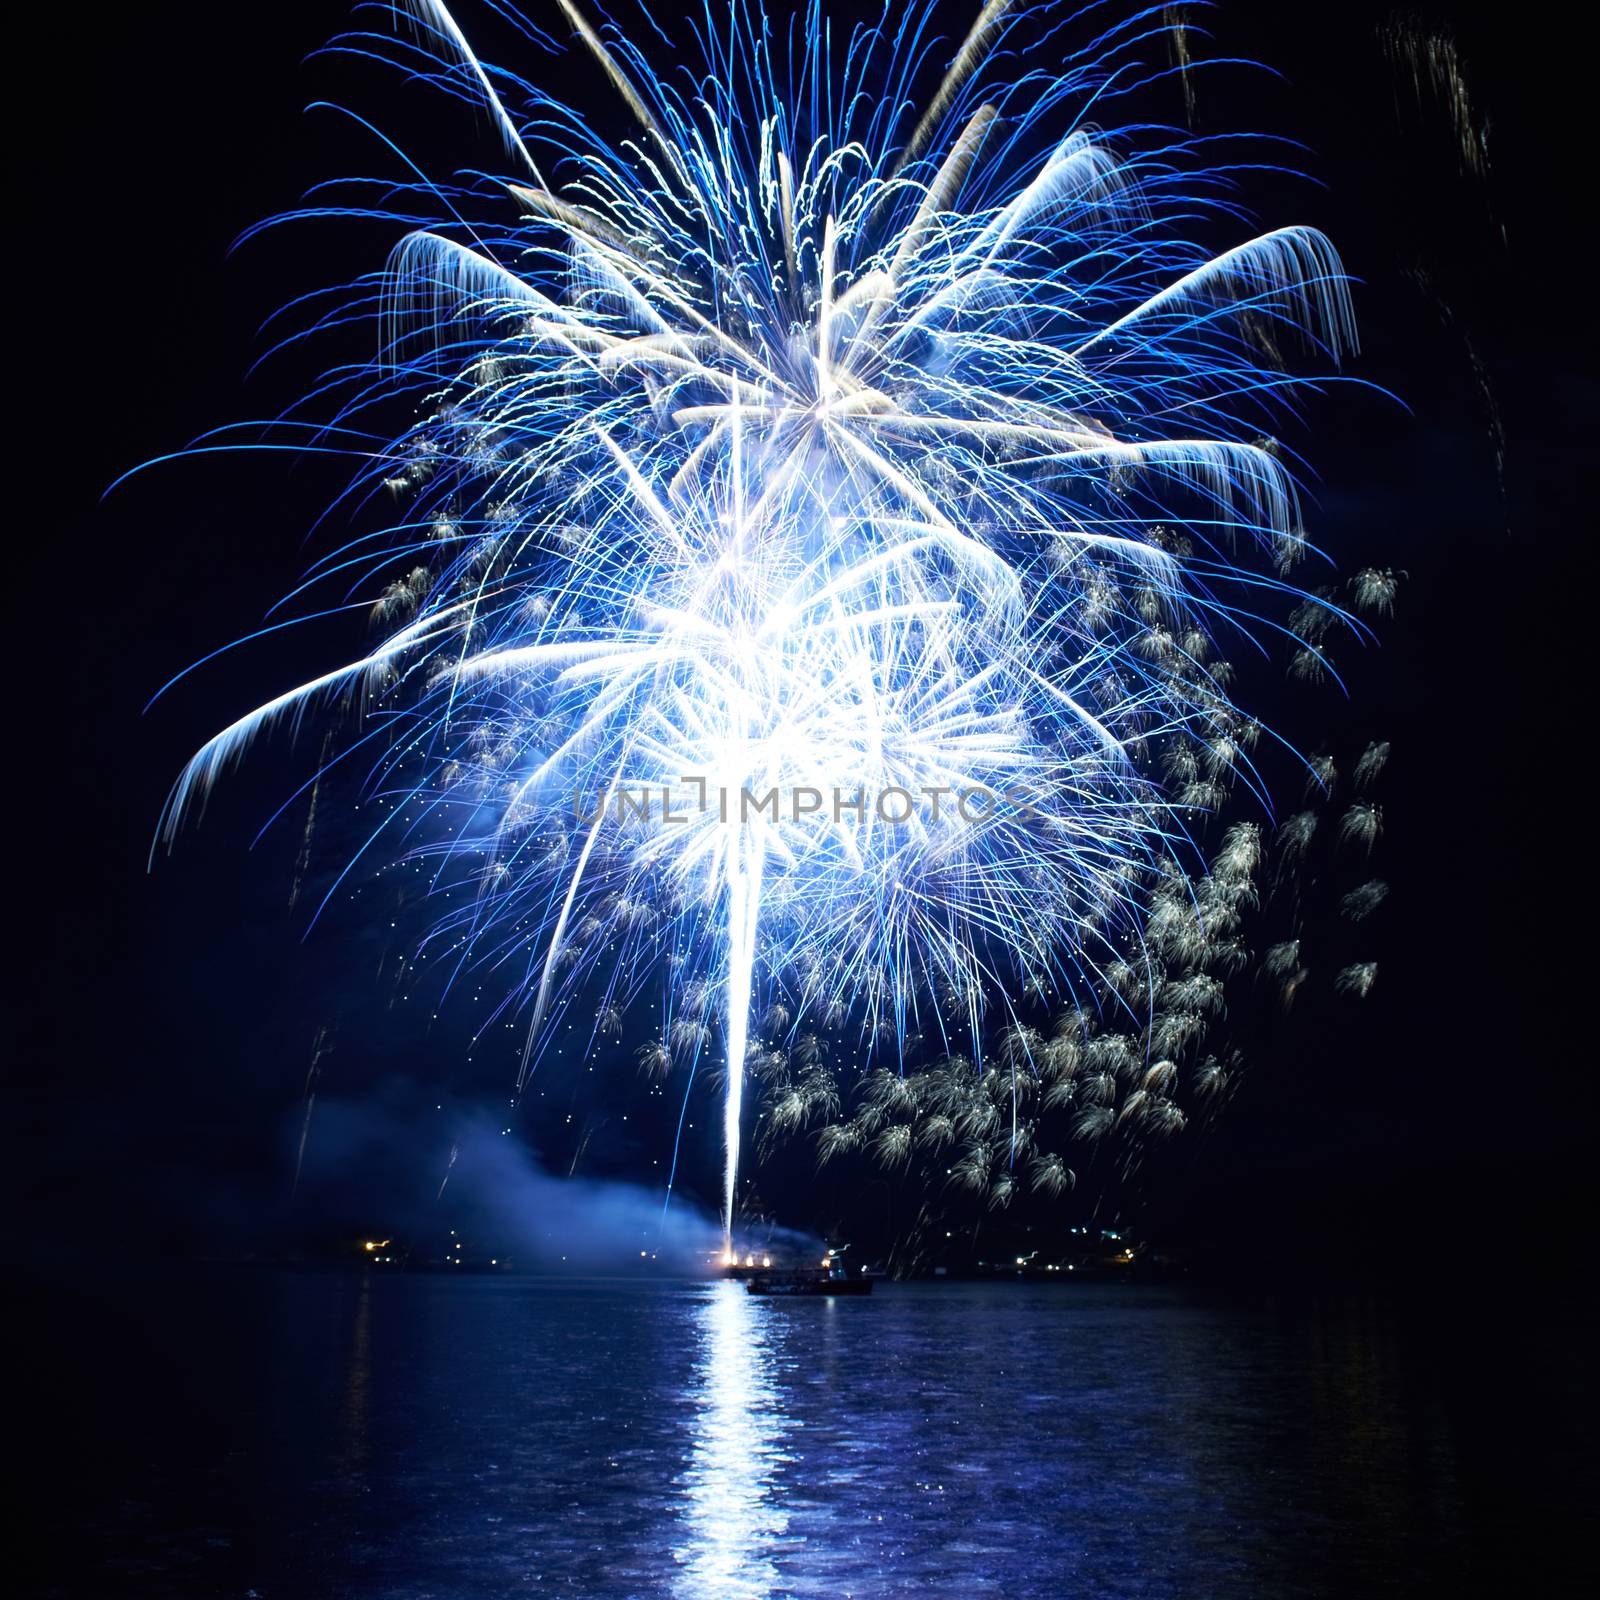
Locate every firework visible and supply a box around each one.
[767,694,1396,1240]
[158,0,1362,1245]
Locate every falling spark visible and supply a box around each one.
[289,1023,332,1200]
[1381,17,1490,179]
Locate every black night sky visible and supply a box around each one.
[12,0,1594,1268]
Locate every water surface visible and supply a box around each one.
[24,1269,1591,1596]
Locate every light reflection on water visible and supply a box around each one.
[674,1281,791,1598]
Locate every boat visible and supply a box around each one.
[745,1264,872,1297]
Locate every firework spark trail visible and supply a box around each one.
[156,1,1363,1249]
[289,1023,333,1201]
